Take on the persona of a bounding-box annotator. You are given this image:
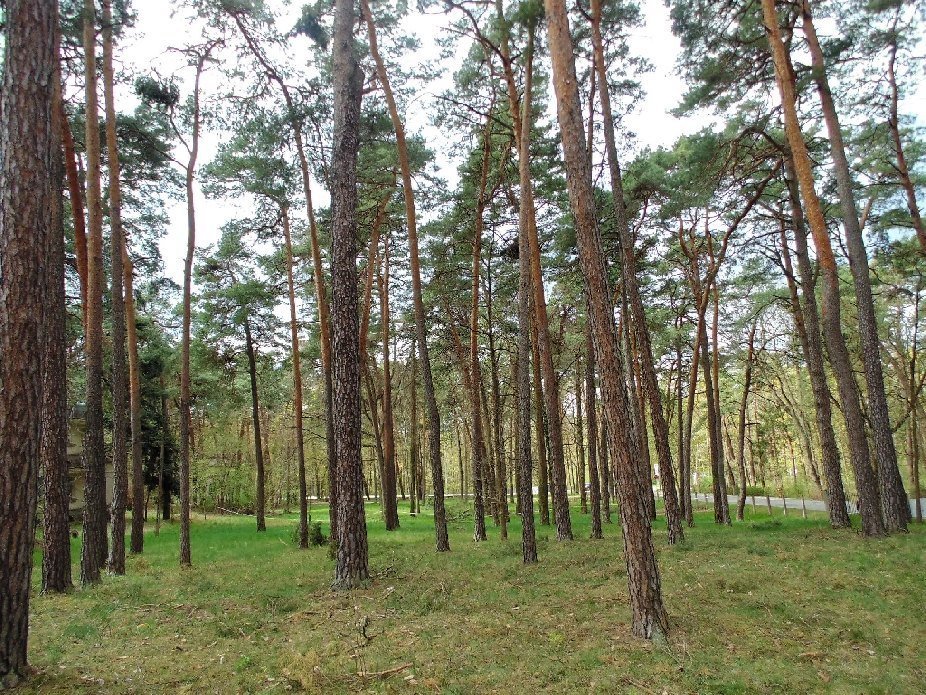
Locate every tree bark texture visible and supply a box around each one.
[545,0,669,639]
[103,0,128,575]
[42,43,73,595]
[762,0,885,536]
[800,0,907,530]
[80,0,109,584]
[331,0,369,588]
[778,186,851,528]
[0,0,57,678]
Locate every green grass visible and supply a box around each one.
[24,499,926,693]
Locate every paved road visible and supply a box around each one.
[693,492,925,516]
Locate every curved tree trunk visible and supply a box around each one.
[589,0,684,543]
[800,0,907,530]
[178,44,214,566]
[225,9,339,541]
[762,0,885,536]
[735,322,757,521]
[778,189,851,528]
[361,0,448,551]
[493,2,571,540]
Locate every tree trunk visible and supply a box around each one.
[244,319,266,531]
[126,244,145,552]
[531,322,551,525]
[331,0,369,588]
[495,4,571,540]
[378,235,400,530]
[467,111,495,541]
[576,358,588,514]
[0,0,56,677]
[410,337,419,516]
[42,48,73,595]
[763,0,885,536]
[282,207,309,548]
[586,320,603,539]
[545,0,669,639]
[735,322,757,521]
[800,0,907,530]
[514,27,539,563]
[103,0,128,575]
[227,10,338,541]
[80,0,109,584]
[778,197,851,527]
[486,253,509,535]
[600,404,612,523]
[590,0,683,543]
[885,32,926,254]
[179,46,213,566]
[61,101,88,327]
[361,0,447,551]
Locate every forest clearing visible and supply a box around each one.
[2,0,925,691]
[23,504,926,693]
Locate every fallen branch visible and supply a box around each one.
[358,662,412,680]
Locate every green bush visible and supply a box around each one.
[290,521,327,547]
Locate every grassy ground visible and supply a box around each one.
[24,499,926,694]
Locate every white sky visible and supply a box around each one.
[120,0,703,284]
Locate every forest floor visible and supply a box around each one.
[25,499,926,694]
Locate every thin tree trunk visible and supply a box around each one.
[800,0,907,530]
[586,320,603,539]
[545,0,668,639]
[61,101,88,327]
[103,0,128,575]
[378,235,400,530]
[763,0,885,536]
[735,322,757,521]
[331,0,369,587]
[495,3,571,540]
[778,201,850,527]
[532,321,550,525]
[576,358,587,514]
[80,0,109,583]
[885,30,926,254]
[282,207,309,548]
[361,0,448,551]
[515,26,539,564]
[243,319,266,531]
[590,0,683,543]
[227,10,338,541]
[178,46,214,566]
[410,337,419,515]
[600,404,612,523]
[467,110,495,541]
[126,243,144,552]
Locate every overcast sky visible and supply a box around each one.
[120,0,921,286]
